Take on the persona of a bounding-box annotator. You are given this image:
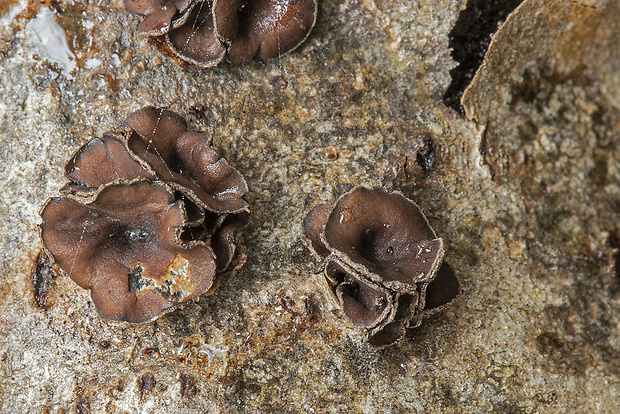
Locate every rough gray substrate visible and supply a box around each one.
[0,0,618,412]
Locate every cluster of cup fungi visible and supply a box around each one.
[40,107,249,322]
[37,1,461,346]
[303,187,460,347]
[124,0,318,67]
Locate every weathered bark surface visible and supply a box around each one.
[0,0,618,412]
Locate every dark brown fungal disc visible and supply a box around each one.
[40,107,249,323]
[124,0,194,35]
[303,187,461,347]
[125,0,318,67]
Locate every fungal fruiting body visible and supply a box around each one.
[303,187,460,347]
[40,107,249,322]
[125,0,318,67]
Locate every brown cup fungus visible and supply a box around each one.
[40,107,249,323]
[125,0,318,67]
[303,187,460,347]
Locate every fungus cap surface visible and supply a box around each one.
[325,260,393,329]
[124,0,193,35]
[64,133,154,190]
[166,1,227,68]
[302,202,331,259]
[303,186,460,347]
[214,0,318,62]
[40,181,217,323]
[322,187,444,289]
[124,107,249,213]
[125,0,318,67]
[422,262,461,315]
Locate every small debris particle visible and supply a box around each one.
[30,249,56,309]
[138,373,156,394]
[98,340,111,350]
[179,373,197,397]
[143,347,159,357]
[325,146,338,161]
[415,134,436,173]
[269,75,288,89]
[280,294,299,317]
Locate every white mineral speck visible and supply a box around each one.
[84,57,102,69]
[26,7,76,79]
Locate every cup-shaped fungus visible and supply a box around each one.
[125,0,318,67]
[124,0,194,34]
[40,107,249,322]
[303,187,460,347]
